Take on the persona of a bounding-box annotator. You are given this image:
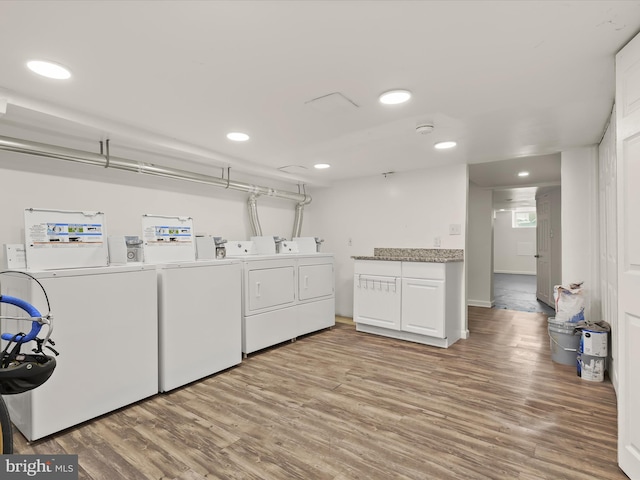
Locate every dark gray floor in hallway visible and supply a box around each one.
[493,273,556,316]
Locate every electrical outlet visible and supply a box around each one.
[449,224,461,235]
[434,236,441,247]
[348,238,352,246]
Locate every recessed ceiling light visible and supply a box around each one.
[314,163,331,169]
[379,89,412,105]
[434,141,457,149]
[226,132,249,142]
[518,171,530,177]
[26,60,71,79]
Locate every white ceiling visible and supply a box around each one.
[469,152,561,209]
[0,1,638,188]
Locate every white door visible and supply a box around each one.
[401,277,445,338]
[536,194,552,307]
[616,31,640,478]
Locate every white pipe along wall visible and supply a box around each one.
[0,149,308,266]
[0,135,312,248]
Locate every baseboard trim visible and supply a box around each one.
[493,270,536,275]
[467,299,494,308]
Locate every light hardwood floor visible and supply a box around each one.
[14,307,625,479]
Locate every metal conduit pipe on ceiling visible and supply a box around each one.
[0,135,312,236]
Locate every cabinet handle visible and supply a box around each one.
[304,275,309,289]
[256,281,261,298]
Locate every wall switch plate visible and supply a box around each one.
[449,224,462,235]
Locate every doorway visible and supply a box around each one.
[492,186,559,316]
[467,154,561,316]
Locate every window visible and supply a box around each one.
[512,209,537,228]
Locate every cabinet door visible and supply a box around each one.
[401,277,445,338]
[353,275,401,330]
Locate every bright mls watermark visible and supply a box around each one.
[1,455,78,479]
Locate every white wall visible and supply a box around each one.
[306,164,468,318]
[467,182,493,307]
[493,210,537,275]
[561,146,601,323]
[0,150,303,266]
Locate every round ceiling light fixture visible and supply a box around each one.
[518,171,530,177]
[434,141,457,150]
[226,132,250,142]
[26,60,71,80]
[379,89,412,105]
[314,163,331,169]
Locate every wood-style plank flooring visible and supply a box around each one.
[14,307,626,479]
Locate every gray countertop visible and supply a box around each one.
[352,248,464,263]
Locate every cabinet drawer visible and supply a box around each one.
[354,260,401,276]
[402,261,445,280]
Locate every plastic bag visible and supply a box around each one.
[554,282,585,323]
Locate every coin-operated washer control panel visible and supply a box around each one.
[125,236,143,262]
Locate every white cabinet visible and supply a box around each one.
[354,260,462,348]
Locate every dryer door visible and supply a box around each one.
[247,265,295,312]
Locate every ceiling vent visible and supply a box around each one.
[278,165,308,173]
[305,92,359,113]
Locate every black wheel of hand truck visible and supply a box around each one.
[0,395,13,454]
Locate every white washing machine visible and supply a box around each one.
[0,265,158,441]
[157,259,242,392]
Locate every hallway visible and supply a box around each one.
[493,273,556,316]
